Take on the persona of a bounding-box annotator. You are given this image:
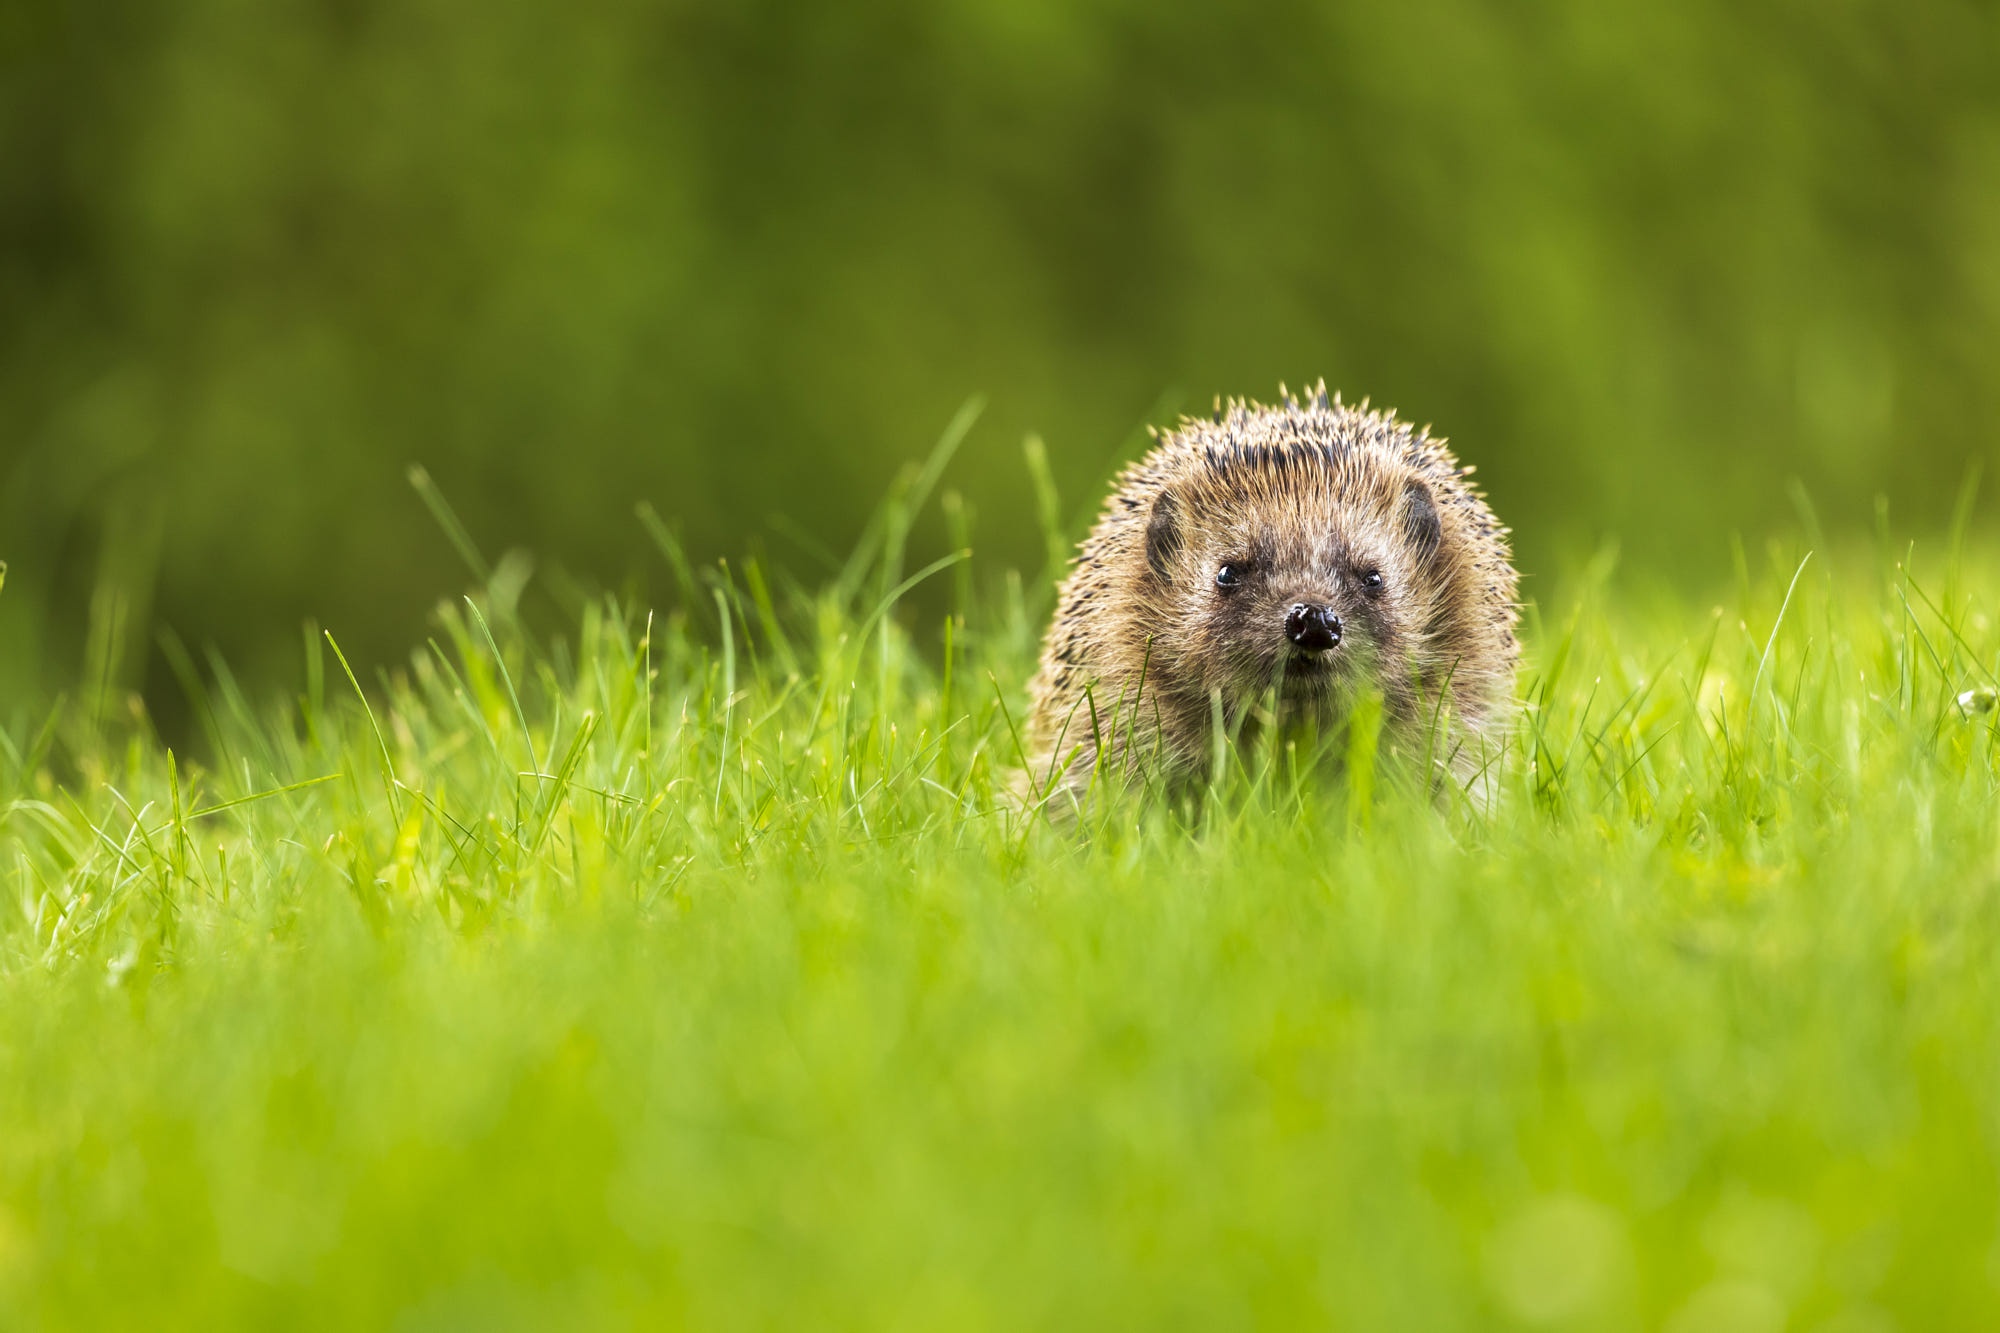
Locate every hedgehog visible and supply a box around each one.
[1023,383,1519,808]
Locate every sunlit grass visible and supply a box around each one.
[3,489,2000,1326]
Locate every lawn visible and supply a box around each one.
[3,496,1999,1329]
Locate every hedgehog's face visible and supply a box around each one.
[1142,470,1443,719]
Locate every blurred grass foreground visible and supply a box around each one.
[5,477,2000,1324]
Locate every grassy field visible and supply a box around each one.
[4,482,2000,1328]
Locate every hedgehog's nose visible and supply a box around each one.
[1284,603,1342,653]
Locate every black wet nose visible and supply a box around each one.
[1284,603,1343,653]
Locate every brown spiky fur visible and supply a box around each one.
[1025,383,1518,805]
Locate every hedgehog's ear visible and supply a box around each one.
[1402,478,1441,559]
[1145,490,1183,581]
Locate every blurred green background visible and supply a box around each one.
[4,0,1997,715]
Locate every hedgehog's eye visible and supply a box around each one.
[1359,568,1385,595]
[1215,563,1246,591]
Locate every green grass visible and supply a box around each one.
[4,501,2000,1329]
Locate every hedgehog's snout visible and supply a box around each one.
[1284,603,1342,653]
